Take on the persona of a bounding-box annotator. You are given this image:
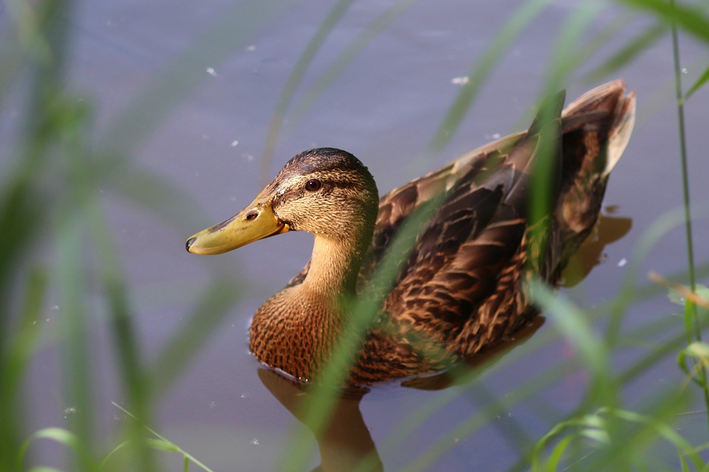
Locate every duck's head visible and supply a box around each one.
[186,148,379,255]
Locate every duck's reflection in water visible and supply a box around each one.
[257,213,631,471]
[258,369,382,472]
[257,316,544,472]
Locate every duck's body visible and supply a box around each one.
[187,80,635,385]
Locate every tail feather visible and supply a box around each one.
[561,79,636,175]
[552,80,635,268]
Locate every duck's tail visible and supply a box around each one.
[561,79,636,177]
[551,80,636,273]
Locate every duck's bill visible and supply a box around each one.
[185,193,290,255]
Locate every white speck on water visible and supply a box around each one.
[242,153,255,162]
[682,67,688,74]
[453,437,460,443]
[63,407,78,417]
[240,393,248,399]
[209,401,216,408]
[617,258,627,267]
[451,76,469,85]
[206,67,217,77]
[251,438,259,446]
[51,305,59,310]
[231,140,239,147]
[490,133,501,139]
[246,45,256,52]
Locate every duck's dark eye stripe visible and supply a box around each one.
[305,179,322,191]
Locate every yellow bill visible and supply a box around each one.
[186,190,289,255]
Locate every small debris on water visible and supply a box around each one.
[451,76,469,86]
[251,438,259,446]
[206,67,217,77]
[245,45,256,52]
[63,407,78,417]
[242,153,255,162]
[617,258,627,267]
[231,140,239,147]
[682,67,688,74]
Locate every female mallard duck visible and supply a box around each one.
[186,80,635,385]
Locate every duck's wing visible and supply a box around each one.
[374,80,635,363]
[371,133,551,363]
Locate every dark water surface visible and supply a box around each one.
[11,0,709,470]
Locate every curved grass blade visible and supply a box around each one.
[584,22,668,82]
[100,0,294,157]
[618,0,709,44]
[112,403,215,472]
[17,428,90,471]
[684,63,709,102]
[150,278,243,397]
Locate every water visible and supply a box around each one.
[10,0,709,470]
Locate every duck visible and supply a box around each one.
[186,80,635,386]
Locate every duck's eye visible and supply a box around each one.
[304,179,322,192]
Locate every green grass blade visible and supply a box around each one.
[684,63,709,101]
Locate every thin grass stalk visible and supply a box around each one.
[1,270,45,472]
[428,0,551,153]
[56,178,96,471]
[260,0,356,182]
[669,0,709,427]
[670,0,700,346]
[283,0,421,146]
[84,167,157,471]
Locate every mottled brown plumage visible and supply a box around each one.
[186,80,636,385]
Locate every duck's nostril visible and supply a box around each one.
[245,210,258,221]
[185,237,196,252]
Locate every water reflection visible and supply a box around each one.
[258,316,543,471]
[561,213,632,287]
[258,369,382,472]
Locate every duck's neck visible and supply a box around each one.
[301,233,369,300]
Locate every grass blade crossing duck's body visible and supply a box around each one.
[186,80,635,385]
